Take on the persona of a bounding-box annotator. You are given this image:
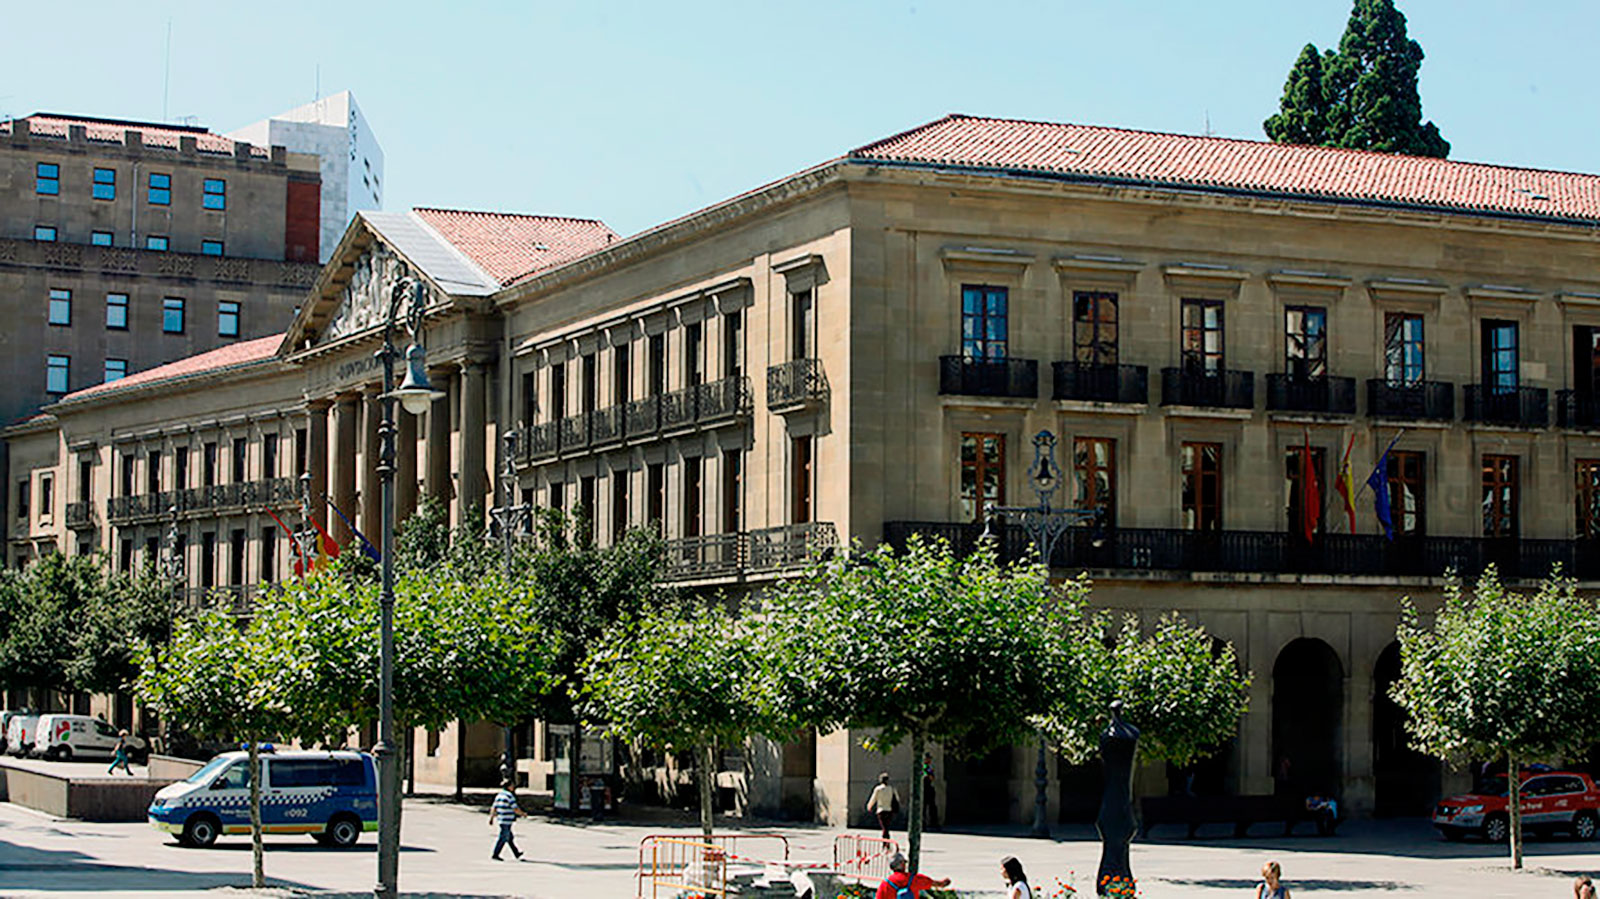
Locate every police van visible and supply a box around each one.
[148,748,377,848]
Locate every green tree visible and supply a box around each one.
[583,601,767,839]
[1042,612,1250,769]
[1391,569,1600,869]
[137,610,288,887]
[761,537,1077,875]
[1264,0,1448,157]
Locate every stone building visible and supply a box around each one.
[10,114,1600,822]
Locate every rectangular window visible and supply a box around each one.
[648,334,666,396]
[1181,299,1225,375]
[613,344,631,406]
[48,289,71,326]
[39,476,52,520]
[92,167,116,200]
[163,297,185,333]
[722,449,742,533]
[146,235,169,251]
[293,430,307,480]
[959,433,1006,523]
[1285,306,1328,378]
[218,301,240,337]
[34,225,57,242]
[262,434,279,479]
[550,362,566,421]
[203,178,227,210]
[174,447,189,490]
[46,354,69,394]
[261,527,277,584]
[121,453,135,497]
[683,456,702,538]
[792,289,815,360]
[647,463,665,529]
[1072,292,1119,365]
[1578,460,1600,540]
[960,284,1008,360]
[611,470,629,544]
[91,230,113,247]
[549,482,565,513]
[1181,442,1223,531]
[231,438,247,483]
[1074,437,1116,524]
[77,458,91,503]
[106,293,128,329]
[200,533,216,588]
[579,476,596,543]
[520,372,538,427]
[1482,454,1519,537]
[581,354,597,414]
[229,529,246,585]
[202,442,217,487]
[147,172,171,205]
[36,162,59,195]
[15,479,28,521]
[723,311,743,378]
[1384,313,1426,385]
[104,358,127,382]
[120,538,134,574]
[201,240,224,257]
[1482,320,1520,393]
[1284,446,1326,541]
[1389,450,1426,537]
[792,435,814,524]
[685,321,704,387]
[146,451,162,495]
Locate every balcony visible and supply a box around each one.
[768,358,828,411]
[179,585,256,616]
[65,501,96,530]
[1051,362,1148,404]
[883,520,1600,582]
[1160,368,1254,410]
[660,533,745,581]
[525,375,753,463]
[105,477,299,525]
[939,356,1038,399]
[657,522,838,581]
[1367,380,1455,422]
[748,522,839,571]
[1557,390,1600,430]
[1463,385,1549,428]
[1266,374,1356,415]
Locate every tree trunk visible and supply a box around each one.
[907,729,926,878]
[248,739,264,889]
[1507,748,1523,870]
[699,743,717,841]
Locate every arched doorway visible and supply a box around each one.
[1272,638,1344,799]
[1372,641,1441,816]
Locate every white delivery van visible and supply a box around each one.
[33,714,147,762]
[5,714,39,756]
[0,709,25,753]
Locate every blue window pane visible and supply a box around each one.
[34,226,56,242]
[46,355,69,393]
[36,163,59,195]
[148,173,171,205]
[91,231,113,247]
[218,301,240,337]
[203,179,226,210]
[163,298,185,334]
[201,240,223,257]
[146,236,168,251]
[106,294,128,329]
[92,167,116,200]
[104,359,127,383]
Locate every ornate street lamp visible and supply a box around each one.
[982,429,1104,839]
[488,430,532,786]
[374,275,443,899]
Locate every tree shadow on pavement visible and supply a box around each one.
[1162,877,1416,891]
[0,838,317,892]
[1138,818,1600,861]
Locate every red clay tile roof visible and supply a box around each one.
[61,335,283,403]
[412,208,619,287]
[4,113,268,157]
[850,114,1600,223]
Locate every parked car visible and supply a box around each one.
[1434,771,1600,842]
[148,749,377,848]
[4,713,39,757]
[32,714,148,763]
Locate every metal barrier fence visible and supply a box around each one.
[832,833,899,883]
[636,833,791,899]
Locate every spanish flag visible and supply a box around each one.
[1334,433,1357,534]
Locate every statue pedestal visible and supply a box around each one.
[1094,706,1139,896]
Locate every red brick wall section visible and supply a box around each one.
[284,179,321,263]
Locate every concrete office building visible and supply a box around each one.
[229,91,385,263]
[11,115,1600,823]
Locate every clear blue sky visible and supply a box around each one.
[4,0,1594,236]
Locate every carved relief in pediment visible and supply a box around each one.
[322,242,397,344]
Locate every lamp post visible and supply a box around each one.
[982,429,1103,840]
[489,430,532,785]
[373,275,444,899]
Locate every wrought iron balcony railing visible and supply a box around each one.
[1367,379,1455,421]
[1051,362,1148,404]
[747,522,839,572]
[1557,390,1600,430]
[656,522,839,581]
[65,500,96,529]
[525,376,753,463]
[938,356,1038,399]
[1463,385,1549,428]
[1266,374,1356,415]
[105,477,299,524]
[660,533,746,581]
[768,358,828,410]
[179,585,256,616]
[1160,368,1254,409]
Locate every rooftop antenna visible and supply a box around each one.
[1203,110,1215,137]
[315,63,320,105]
[161,18,172,122]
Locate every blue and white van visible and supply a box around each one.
[148,749,377,848]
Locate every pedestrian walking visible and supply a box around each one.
[875,852,950,899]
[106,731,134,776]
[1001,855,1032,899]
[921,752,940,831]
[865,772,899,839]
[1256,860,1290,899]
[489,779,525,860]
[1576,875,1596,899]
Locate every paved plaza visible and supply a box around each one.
[1,796,1596,898]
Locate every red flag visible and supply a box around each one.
[1302,429,1321,543]
[263,507,306,578]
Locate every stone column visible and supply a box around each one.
[306,399,331,529]
[361,387,384,542]
[424,368,454,509]
[396,409,419,524]
[329,393,360,546]
[457,361,488,524]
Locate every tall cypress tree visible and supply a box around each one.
[1264,0,1449,158]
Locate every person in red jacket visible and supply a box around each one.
[876,852,951,899]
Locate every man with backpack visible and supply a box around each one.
[875,852,950,899]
